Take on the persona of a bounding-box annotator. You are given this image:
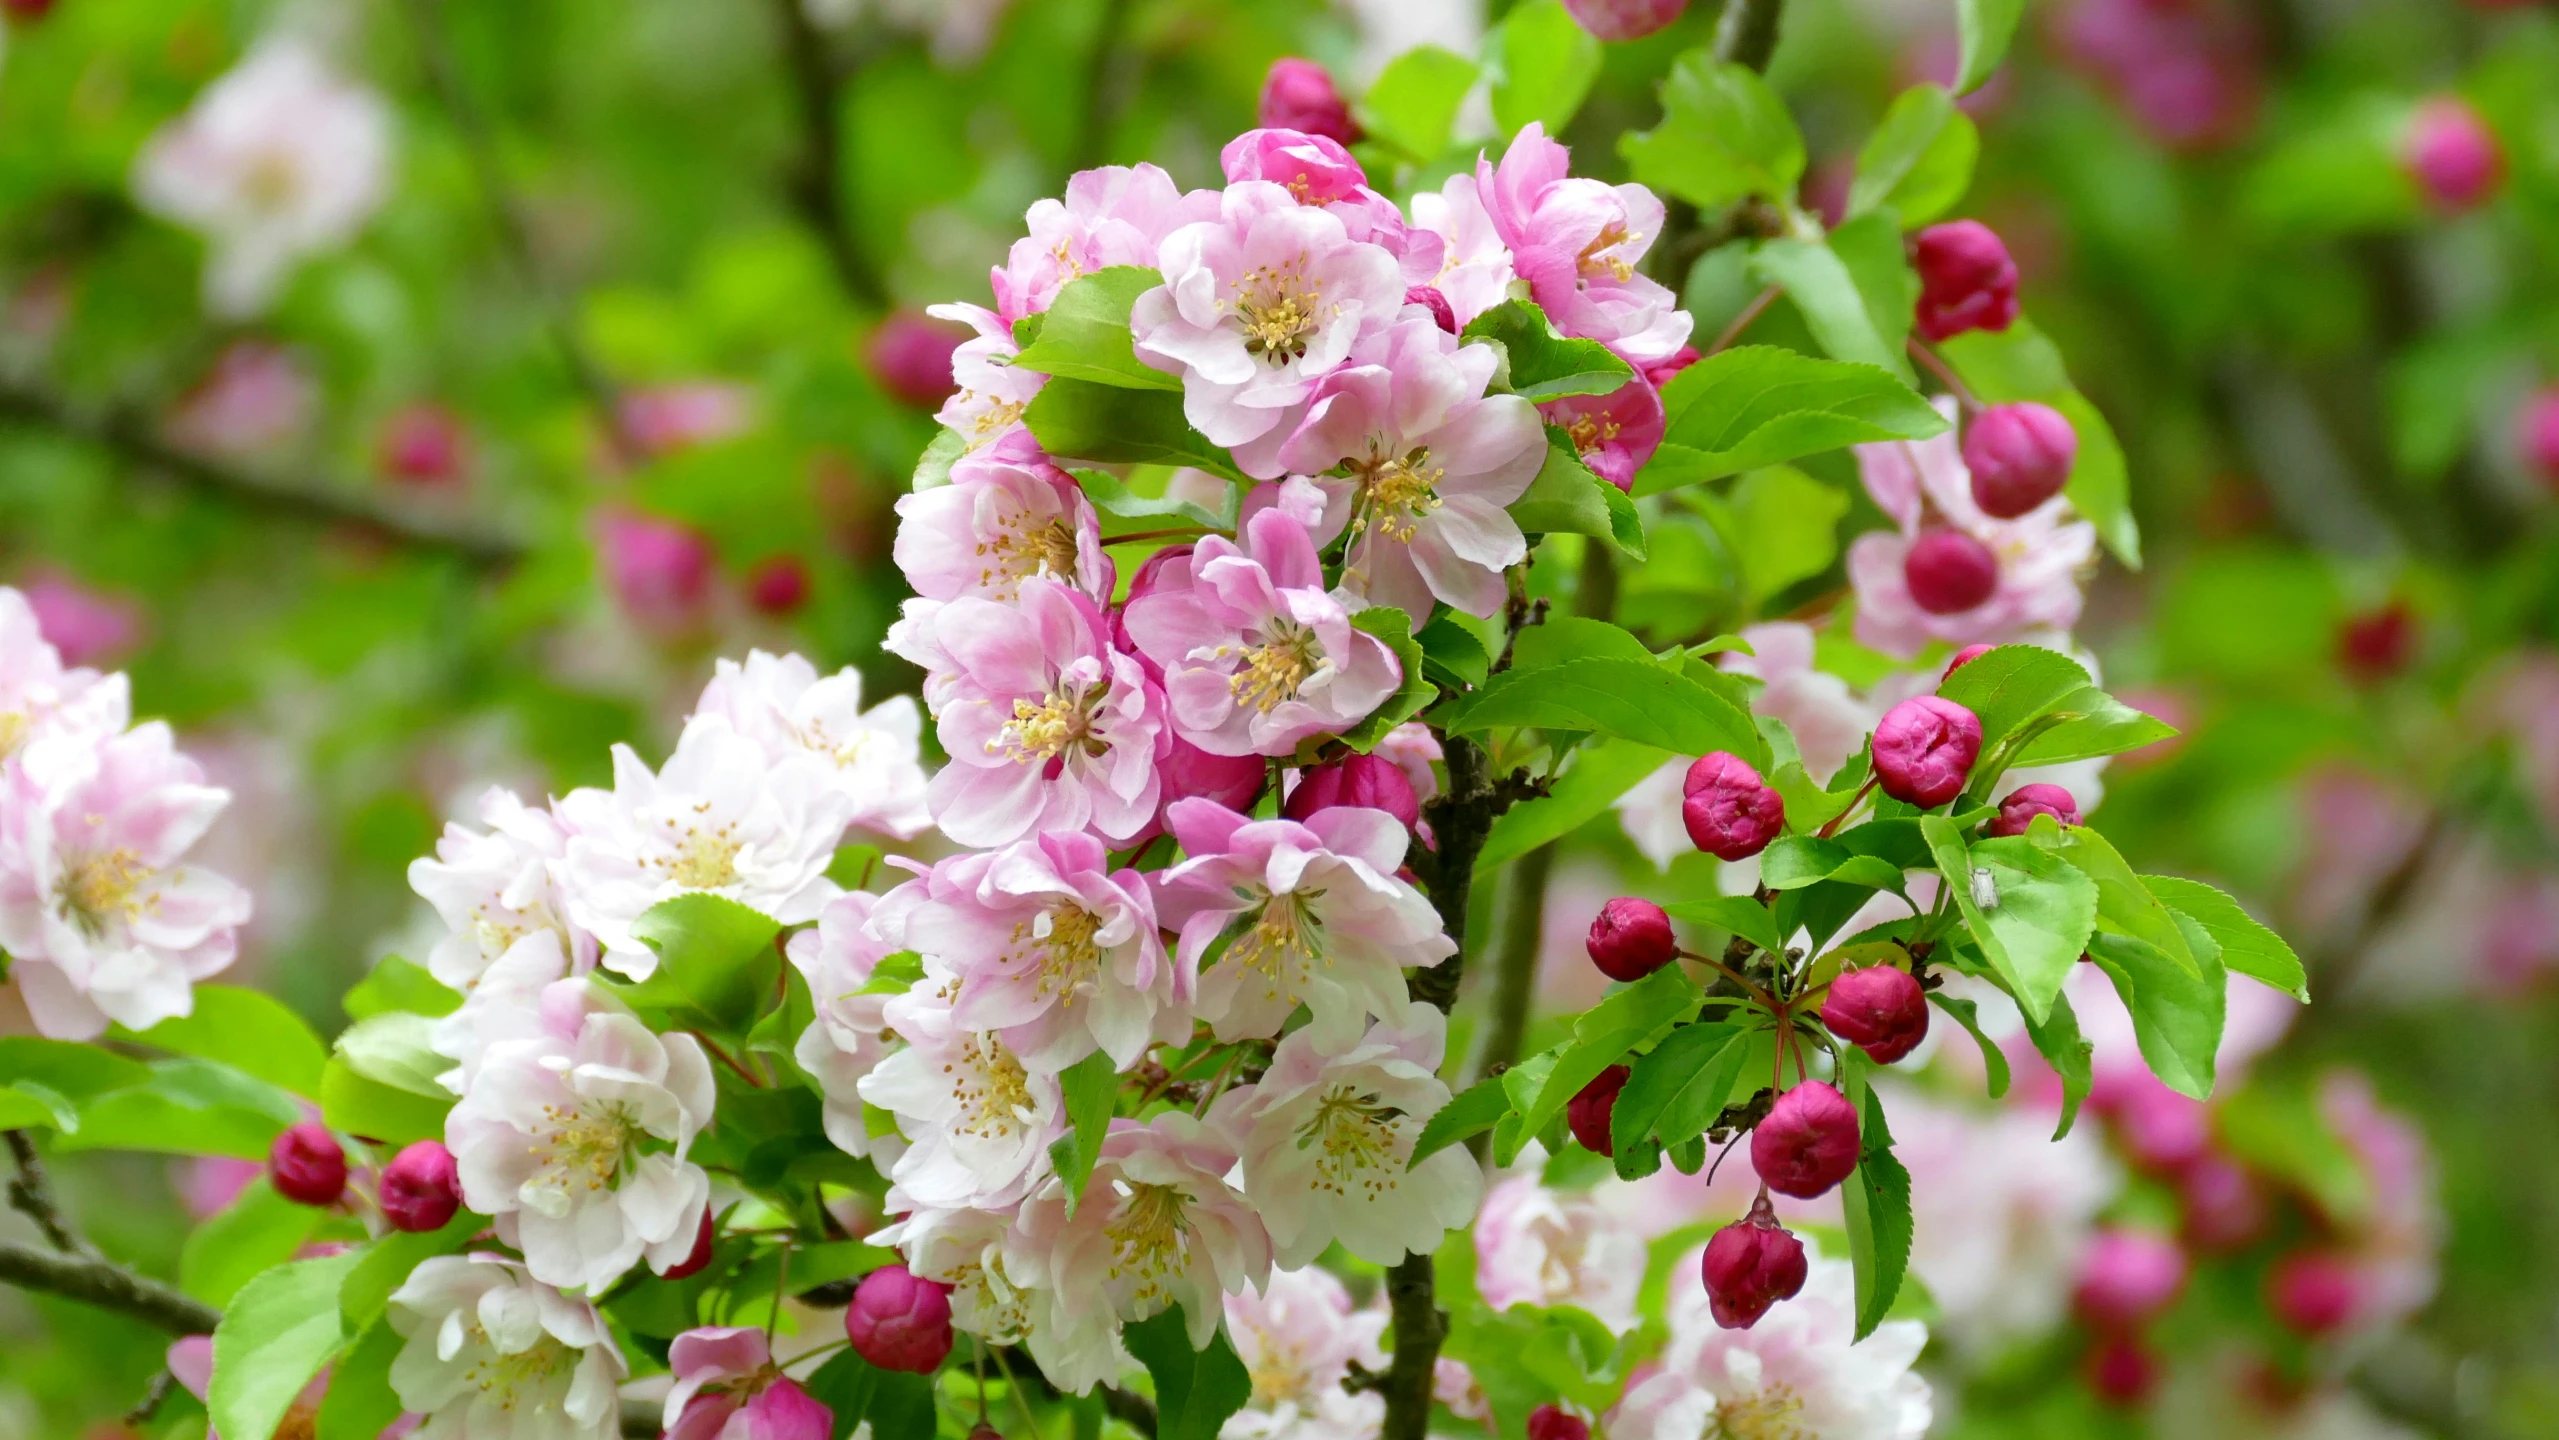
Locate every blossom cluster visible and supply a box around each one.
[0,586,252,1041]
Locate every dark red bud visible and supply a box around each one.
[2177,1154,2268,1253]
[1750,1082,1861,1199]
[1565,1065,1630,1157]
[2338,603,2416,682]
[867,312,966,410]
[1640,345,1702,391]
[378,1140,463,1233]
[378,404,466,486]
[1285,754,1419,831]
[2266,1251,2360,1336]
[662,1211,717,1279]
[1587,897,1678,982]
[1819,965,1930,1064]
[1258,58,1360,146]
[1561,0,1691,41]
[1987,783,2081,837]
[1943,643,1994,677]
[1525,1404,1591,1440]
[1963,402,2077,518]
[1405,285,1458,333]
[1680,752,1784,861]
[846,1264,957,1373]
[745,555,812,616]
[2085,1333,2162,1407]
[268,1122,348,1207]
[1700,1194,1809,1329]
[1912,220,2020,343]
[1903,530,2000,615]
[1871,696,1982,808]
[2404,96,2503,212]
[2520,386,2559,487]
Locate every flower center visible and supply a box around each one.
[1105,1180,1192,1310]
[979,516,1084,597]
[1237,259,1322,365]
[963,394,1028,447]
[1352,447,1444,544]
[1565,412,1622,459]
[654,810,743,889]
[950,1033,1038,1139]
[241,150,305,212]
[993,681,1112,765]
[463,1331,571,1411]
[0,710,26,759]
[1715,1386,1811,1440]
[1232,624,1321,714]
[953,1256,1035,1343]
[1295,1084,1406,1199]
[529,1101,643,1207]
[1578,223,1636,283]
[1010,903,1105,1008]
[1224,891,1325,1005]
[54,847,151,940]
[1244,1332,1323,1408]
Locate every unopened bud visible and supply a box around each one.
[1963,402,2077,518]
[1566,1065,1630,1157]
[745,555,812,617]
[1903,530,2000,615]
[1912,221,2019,342]
[1525,1404,1591,1440]
[1700,1194,1808,1329]
[2177,1154,2268,1253]
[2073,1228,2189,1328]
[1988,783,2081,836]
[2098,1074,2210,1175]
[845,1264,956,1373]
[1750,1082,1861,1199]
[377,403,467,487]
[1586,897,1677,982]
[1943,643,1994,677]
[1258,58,1360,146]
[1285,754,1419,831]
[867,312,966,410]
[745,1378,835,1440]
[1819,965,1930,1064]
[662,1211,717,1280]
[1561,0,1691,42]
[2337,603,2415,682]
[1681,752,1785,861]
[2520,386,2559,487]
[1405,286,1458,334]
[2266,1251,2359,1336]
[598,511,714,635]
[2085,1333,2161,1407]
[2404,96,2503,213]
[268,1122,347,1207]
[1872,696,1982,808]
[378,1140,463,1233]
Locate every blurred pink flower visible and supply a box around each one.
[167,341,316,457]
[19,573,142,668]
[1475,1175,1647,1331]
[597,510,716,635]
[620,381,753,457]
[990,162,1215,327]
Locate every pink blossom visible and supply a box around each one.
[408,784,595,993]
[929,302,1047,453]
[166,341,316,456]
[1846,402,2097,659]
[784,890,906,1161]
[1242,316,1546,619]
[1222,1266,1389,1440]
[1219,128,1406,247]
[181,1155,262,1219]
[860,953,1065,1210]
[1373,721,1443,805]
[893,436,1112,607]
[901,829,1185,1070]
[1011,1112,1276,1353]
[1152,798,1452,1048]
[0,586,128,761]
[913,577,1169,848]
[1541,373,1665,491]
[690,650,933,841]
[597,510,716,635]
[664,1327,832,1440]
[1231,1009,1483,1268]
[620,382,754,457]
[1722,623,1874,784]
[0,723,252,1039]
[871,1203,1124,1390]
[2316,1071,2441,1334]
[1124,505,1404,756]
[1474,1175,1647,1331]
[992,163,1216,327]
[1131,182,1405,449]
[378,402,469,486]
[1406,172,1517,331]
[1475,124,1691,362]
[20,573,142,668]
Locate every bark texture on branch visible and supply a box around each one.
[0,1239,221,1335]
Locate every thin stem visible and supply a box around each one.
[1468,842,1554,1091]
[6,1131,85,1254]
[781,1336,854,1372]
[765,0,885,307]
[1713,0,1788,70]
[989,1341,1046,1440]
[0,1240,221,1335]
[1100,1384,1160,1437]
[1814,777,1878,840]
[691,1032,767,1089]
[1706,285,1781,355]
[1678,949,1780,1010]
[767,1238,795,1345]
[1906,338,1984,413]
[1102,526,1213,547]
[125,1369,178,1426]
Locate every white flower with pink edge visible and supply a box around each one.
[1220,1265,1389,1440]
[409,785,597,993]
[691,650,933,841]
[892,436,1113,610]
[784,889,908,1162]
[860,954,1065,1211]
[930,302,1048,454]
[387,1253,628,1440]
[991,162,1217,327]
[0,586,129,760]
[1473,1174,1648,1333]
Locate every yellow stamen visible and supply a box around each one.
[1009,904,1105,1009]
[1105,1181,1192,1310]
[991,682,1112,765]
[1714,1386,1812,1440]
[1231,624,1320,714]
[652,806,743,889]
[1578,223,1636,283]
[947,1033,1037,1139]
[1565,412,1622,458]
[1224,891,1326,1007]
[975,516,1085,597]
[54,847,151,940]
[1293,1084,1406,1199]
[1236,258,1323,365]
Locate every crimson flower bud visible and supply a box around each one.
[0,0,59,21]
[1871,696,1982,809]
[2099,1074,2210,1175]
[1988,783,2081,837]
[1158,733,1268,815]
[2085,1333,2162,1407]
[378,1140,462,1233]
[2520,386,2559,487]
[2403,96,2503,213]
[1405,286,1458,334]
[1642,345,1701,391]
[1285,754,1419,831]
[599,511,713,634]
[1525,1404,1590,1440]
[1943,643,1994,677]
[268,1122,347,1207]
[1912,220,2019,342]
[2266,1251,2360,1336]
[745,555,812,617]
[1903,530,2000,615]
[377,403,466,487]
[1819,965,1930,1064]
[1258,58,1360,145]
[1566,1065,1629,1157]
[1700,1194,1808,1329]
[2177,1154,2268,1253]
[1750,1082,1861,1199]
[846,1264,957,1373]
[2073,1229,2189,1328]
[744,1379,834,1440]
[1586,897,1677,982]
[1963,402,2077,518]
[2337,603,2415,682]
[663,1211,717,1279]
[970,1426,1004,1440]
[1561,0,1690,42]
[866,311,966,410]
[1681,752,1784,861]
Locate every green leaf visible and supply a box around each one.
[339,1209,485,1333]
[1759,835,1906,895]
[1442,657,1768,769]
[1357,45,1481,161]
[1935,644,2093,753]
[1643,346,1948,495]
[2018,988,2094,1139]
[1748,239,1905,377]
[1477,739,1668,872]
[1827,212,1921,378]
[1025,377,1239,476]
[1464,300,1635,402]
[1849,85,1979,226]
[1489,0,1603,137]
[1955,0,2026,92]
[1621,52,1805,210]
[343,956,461,1022]
[1701,464,1849,607]
[334,1012,452,1098]
[210,1251,364,1440]
[1663,895,1786,956]
[1922,820,2096,1024]
[319,1057,451,1147]
[1610,1021,1748,1160]
[1510,615,1657,669]
[1840,1086,1912,1340]
[912,428,967,491]
[2008,687,2179,767]
[2143,875,2308,1002]
[60,1058,302,1159]
[1007,267,1180,391]
[1075,468,1235,532]
[116,985,328,1099]
[1123,1306,1255,1440]
[2087,910,2228,1100]
[1409,1077,1513,1168]
[802,1350,883,1440]
[2052,826,2198,977]
[182,1178,324,1307]
[1418,615,1493,691]
[1491,1050,1558,1167]
[631,893,785,1031]
[0,1037,150,1132]
[314,1319,405,1440]
[1341,608,1436,752]
[1047,1048,1119,1216]
[1510,436,1646,559]
[1925,992,2011,1099]
[866,1370,939,1440]
[1574,963,1703,1047]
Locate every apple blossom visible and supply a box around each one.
[0,586,128,761]
[18,574,141,669]
[1405,171,1518,332]
[1257,59,1360,147]
[991,163,1216,328]
[1220,128,1405,247]
[1474,1175,1647,1331]
[554,712,853,978]
[784,889,906,1160]
[1542,373,1666,491]
[664,1327,834,1440]
[1221,1265,1389,1440]
[444,978,716,1293]
[870,1203,1131,1391]
[2073,1228,2188,1328]
[429,928,578,1095]
[387,1253,628,1440]
[1231,1007,1484,1267]
[859,956,1066,1210]
[893,437,1113,609]
[1152,798,1453,1048]
[690,650,934,840]
[1475,124,1691,362]
[930,302,1048,452]
[409,785,596,993]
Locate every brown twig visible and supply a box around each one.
[1905,338,1984,413]
[766,0,887,308]
[5,1131,85,1254]
[0,1240,221,1334]
[1706,285,1782,355]
[1713,0,1788,69]
[125,1369,178,1426]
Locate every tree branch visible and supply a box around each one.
[1101,1383,1159,1437]
[1712,0,1786,70]
[766,0,887,308]
[0,1240,221,1334]
[0,378,528,567]
[1070,0,1138,175]
[5,1131,85,1254]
